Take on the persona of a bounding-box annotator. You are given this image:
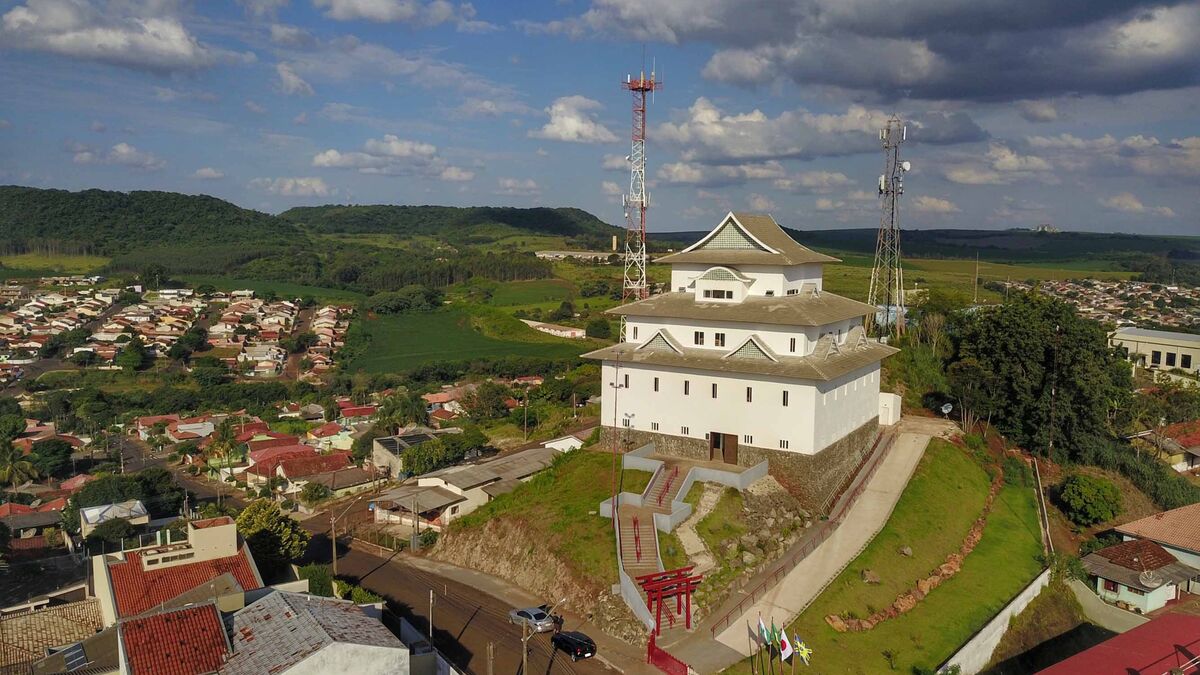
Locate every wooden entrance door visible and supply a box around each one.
[723,434,738,464]
[709,433,738,464]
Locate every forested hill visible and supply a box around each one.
[0,186,300,255]
[280,204,621,240]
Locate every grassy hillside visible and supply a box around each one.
[0,185,300,255]
[280,204,623,243]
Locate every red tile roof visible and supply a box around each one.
[136,414,180,429]
[308,422,343,438]
[1116,503,1200,554]
[1037,613,1200,674]
[107,547,261,617]
[248,444,316,465]
[430,408,457,420]
[246,435,300,453]
[191,516,234,529]
[0,502,33,517]
[121,604,229,675]
[1090,539,1178,571]
[60,474,96,492]
[339,405,376,418]
[1161,418,1200,448]
[279,452,352,479]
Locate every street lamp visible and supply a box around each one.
[330,494,367,577]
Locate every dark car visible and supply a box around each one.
[551,631,596,661]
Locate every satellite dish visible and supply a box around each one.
[940,403,953,416]
[901,161,912,172]
[1139,569,1163,589]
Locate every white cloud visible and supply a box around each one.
[657,162,706,184]
[814,198,840,211]
[1099,192,1176,217]
[912,196,961,213]
[153,87,218,103]
[1,0,244,73]
[602,154,628,171]
[312,134,470,181]
[270,24,316,48]
[192,167,225,180]
[277,63,315,96]
[239,0,289,17]
[601,180,622,197]
[453,97,535,118]
[1028,133,1200,178]
[245,100,267,114]
[313,0,495,31]
[250,176,334,197]
[90,121,107,133]
[943,143,1053,185]
[1018,100,1058,123]
[529,95,617,144]
[0,119,9,129]
[773,170,853,193]
[293,112,308,125]
[747,193,776,211]
[495,177,540,196]
[73,142,164,170]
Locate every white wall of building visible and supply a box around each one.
[625,316,860,359]
[669,263,824,298]
[601,360,880,456]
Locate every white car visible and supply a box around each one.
[508,607,555,633]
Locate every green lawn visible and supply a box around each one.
[180,276,365,302]
[346,308,586,374]
[489,279,576,307]
[448,449,653,585]
[727,441,1044,674]
[0,253,110,273]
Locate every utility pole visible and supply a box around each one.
[521,622,530,675]
[487,642,494,675]
[428,588,435,641]
[523,393,528,441]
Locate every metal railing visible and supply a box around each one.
[656,466,679,507]
[708,431,897,637]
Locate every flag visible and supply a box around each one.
[779,630,793,661]
[795,635,812,666]
[770,618,779,646]
[758,616,769,646]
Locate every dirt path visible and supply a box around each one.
[675,483,723,574]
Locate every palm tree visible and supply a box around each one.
[208,419,240,506]
[0,440,39,488]
[378,392,427,434]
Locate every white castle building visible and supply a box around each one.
[585,213,898,492]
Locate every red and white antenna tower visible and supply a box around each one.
[620,67,660,340]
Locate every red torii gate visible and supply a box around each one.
[636,566,703,636]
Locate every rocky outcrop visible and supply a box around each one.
[825,467,1005,633]
[432,518,647,644]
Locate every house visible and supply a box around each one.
[90,516,263,626]
[79,499,150,538]
[276,452,354,494]
[544,428,595,452]
[1141,419,1200,471]
[1110,327,1200,374]
[428,408,460,429]
[511,375,545,387]
[244,446,319,487]
[222,591,425,675]
[0,599,104,674]
[372,446,558,530]
[1081,538,1200,613]
[1,500,65,549]
[1037,613,1200,674]
[60,473,96,493]
[370,429,440,478]
[339,405,377,423]
[583,212,899,488]
[166,415,215,443]
[119,603,231,675]
[519,320,586,339]
[308,421,354,451]
[1116,503,1200,594]
[133,414,180,441]
[279,402,326,421]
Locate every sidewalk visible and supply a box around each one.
[1068,579,1149,633]
[671,429,933,673]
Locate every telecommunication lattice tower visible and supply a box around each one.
[867,115,910,339]
[620,69,660,340]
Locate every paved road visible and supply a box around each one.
[1068,579,1149,633]
[298,518,620,675]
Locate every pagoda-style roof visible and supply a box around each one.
[657,212,840,267]
[607,290,874,327]
[583,334,897,382]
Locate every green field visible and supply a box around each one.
[0,253,110,274]
[489,279,576,307]
[728,441,1044,674]
[180,276,365,302]
[345,308,587,373]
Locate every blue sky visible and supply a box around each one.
[1,0,1198,235]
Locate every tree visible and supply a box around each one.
[1059,474,1122,526]
[69,350,98,366]
[236,500,311,576]
[115,337,148,373]
[585,317,612,339]
[0,397,21,418]
[0,415,25,442]
[946,358,1002,432]
[30,438,73,478]
[0,440,38,488]
[140,263,168,290]
[462,381,511,420]
[299,482,332,507]
[191,357,230,388]
[85,517,136,547]
[377,392,427,433]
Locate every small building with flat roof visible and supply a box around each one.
[1110,326,1200,374]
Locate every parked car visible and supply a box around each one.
[508,607,555,633]
[551,631,596,661]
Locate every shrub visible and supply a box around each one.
[1059,474,1122,526]
[349,585,383,604]
[1076,437,1200,510]
[418,529,439,548]
[1080,532,1122,557]
[1002,455,1033,488]
[298,563,334,597]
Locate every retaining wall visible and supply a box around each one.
[939,568,1052,675]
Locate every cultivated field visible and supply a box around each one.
[180,276,365,302]
[345,308,585,373]
[0,253,110,274]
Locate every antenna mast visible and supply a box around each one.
[620,67,660,340]
[867,115,909,339]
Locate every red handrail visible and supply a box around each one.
[633,514,643,562]
[657,466,679,506]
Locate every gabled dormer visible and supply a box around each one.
[663,212,840,299]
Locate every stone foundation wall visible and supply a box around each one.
[599,417,880,513]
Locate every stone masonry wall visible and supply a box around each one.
[600,417,879,513]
